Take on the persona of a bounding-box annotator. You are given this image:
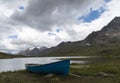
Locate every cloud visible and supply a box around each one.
[10,27,59,49]
[0,0,28,17]
[11,0,105,31]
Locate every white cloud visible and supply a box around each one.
[11,27,60,49]
[0,0,28,17]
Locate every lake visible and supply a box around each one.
[0,56,89,73]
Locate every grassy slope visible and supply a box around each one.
[0,52,27,59]
[0,45,120,58]
[45,45,120,57]
[0,52,15,59]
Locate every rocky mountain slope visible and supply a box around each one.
[82,17,120,46]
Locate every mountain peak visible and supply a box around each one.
[107,16,120,26]
[113,16,120,21]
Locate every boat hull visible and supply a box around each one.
[25,60,70,75]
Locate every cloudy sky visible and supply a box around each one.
[0,0,120,53]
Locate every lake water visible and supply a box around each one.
[0,56,89,73]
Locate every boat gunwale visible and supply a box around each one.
[25,59,70,67]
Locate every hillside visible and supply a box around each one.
[0,52,14,58]
[0,52,26,59]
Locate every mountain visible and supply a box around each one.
[18,46,48,56]
[18,17,120,56]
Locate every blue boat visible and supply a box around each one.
[25,60,70,75]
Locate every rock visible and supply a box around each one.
[97,72,109,77]
[44,74,54,78]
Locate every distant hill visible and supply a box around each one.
[0,52,27,59]
[18,17,120,56]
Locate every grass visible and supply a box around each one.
[0,52,28,59]
[0,71,84,83]
[0,70,119,83]
[71,56,120,75]
[0,56,120,83]
[44,45,120,57]
[69,56,120,83]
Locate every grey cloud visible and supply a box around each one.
[0,17,19,52]
[11,0,103,31]
[0,19,15,39]
[0,0,28,11]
